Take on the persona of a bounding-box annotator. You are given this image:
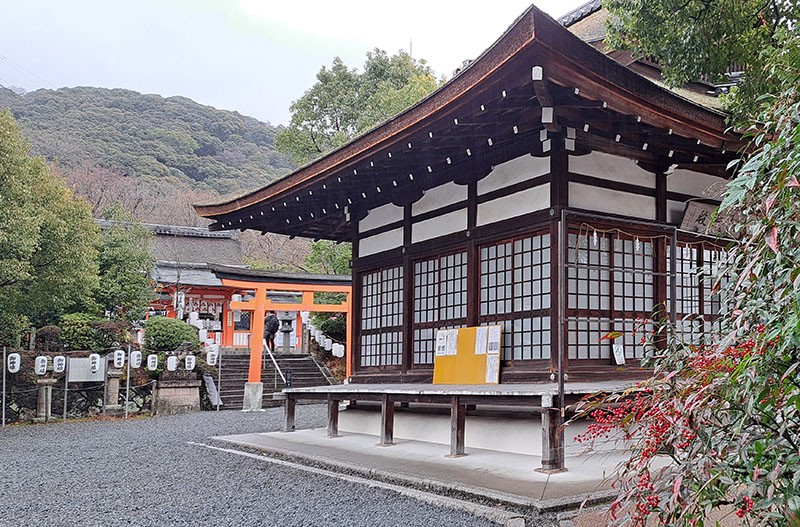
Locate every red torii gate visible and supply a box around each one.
[222,278,352,383]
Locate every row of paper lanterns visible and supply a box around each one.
[307,324,345,358]
[5,349,218,375]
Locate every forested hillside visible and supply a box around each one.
[0,86,293,193]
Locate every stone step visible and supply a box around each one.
[212,354,336,410]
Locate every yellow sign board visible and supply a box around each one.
[432,325,502,384]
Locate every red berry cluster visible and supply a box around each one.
[735,496,754,517]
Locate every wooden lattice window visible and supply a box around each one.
[359,266,403,368]
[567,231,656,361]
[668,241,727,341]
[412,251,467,366]
[479,233,551,360]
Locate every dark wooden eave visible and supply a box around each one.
[194,4,742,242]
[208,264,350,286]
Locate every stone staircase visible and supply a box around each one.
[215,350,337,409]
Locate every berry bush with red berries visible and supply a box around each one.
[573,39,800,527]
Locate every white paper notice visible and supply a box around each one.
[435,330,448,356]
[474,326,488,355]
[612,344,626,365]
[487,325,502,355]
[485,354,500,383]
[446,328,459,355]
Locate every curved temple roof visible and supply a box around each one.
[195,4,741,242]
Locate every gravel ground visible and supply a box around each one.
[0,406,541,527]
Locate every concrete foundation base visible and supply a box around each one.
[242,382,264,411]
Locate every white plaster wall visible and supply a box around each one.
[358,203,404,233]
[358,228,403,257]
[569,182,656,220]
[476,183,550,227]
[477,154,550,195]
[339,408,606,456]
[668,168,726,199]
[667,199,687,224]
[412,209,467,244]
[570,151,655,188]
[411,181,468,216]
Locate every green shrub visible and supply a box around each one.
[310,311,346,343]
[144,317,199,351]
[0,312,28,348]
[60,313,107,351]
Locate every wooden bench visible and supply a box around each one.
[274,382,630,472]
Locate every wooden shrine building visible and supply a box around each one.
[195,3,742,468]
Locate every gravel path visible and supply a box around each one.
[0,407,529,527]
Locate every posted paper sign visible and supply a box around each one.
[487,326,502,355]
[485,354,500,383]
[445,329,458,356]
[474,326,488,355]
[435,330,448,356]
[612,344,626,365]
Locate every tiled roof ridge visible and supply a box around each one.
[96,219,237,239]
[558,0,603,26]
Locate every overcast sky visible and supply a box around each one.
[0,1,589,125]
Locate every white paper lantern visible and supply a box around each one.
[323,338,333,351]
[147,354,159,371]
[88,353,101,374]
[129,350,142,368]
[53,355,67,373]
[184,355,196,371]
[198,329,208,342]
[332,344,345,358]
[300,311,310,324]
[166,356,178,371]
[7,352,21,373]
[206,351,218,366]
[34,356,48,375]
[113,349,125,368]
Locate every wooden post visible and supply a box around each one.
[283,397,296,432]
[327,394,339,438]
[379,394,395,446]
[537,395,566,473]
[447,396,467,457]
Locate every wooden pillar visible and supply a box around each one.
[247,286,267,383]
[346,292,353,374]
[401,203,413,374]
[447,396,467,457]
[283,397,296,432]
[327,394,339,438]
[537,395,566,473]
[379,394,395,446]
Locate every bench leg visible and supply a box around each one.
[283,398,296,432]
[378,394,394,446]
[537,407,567,473]
[327,395,339,438]
[447,396,467,457]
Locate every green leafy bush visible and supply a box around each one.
[144,317,199,351]
[60,313,107,351]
